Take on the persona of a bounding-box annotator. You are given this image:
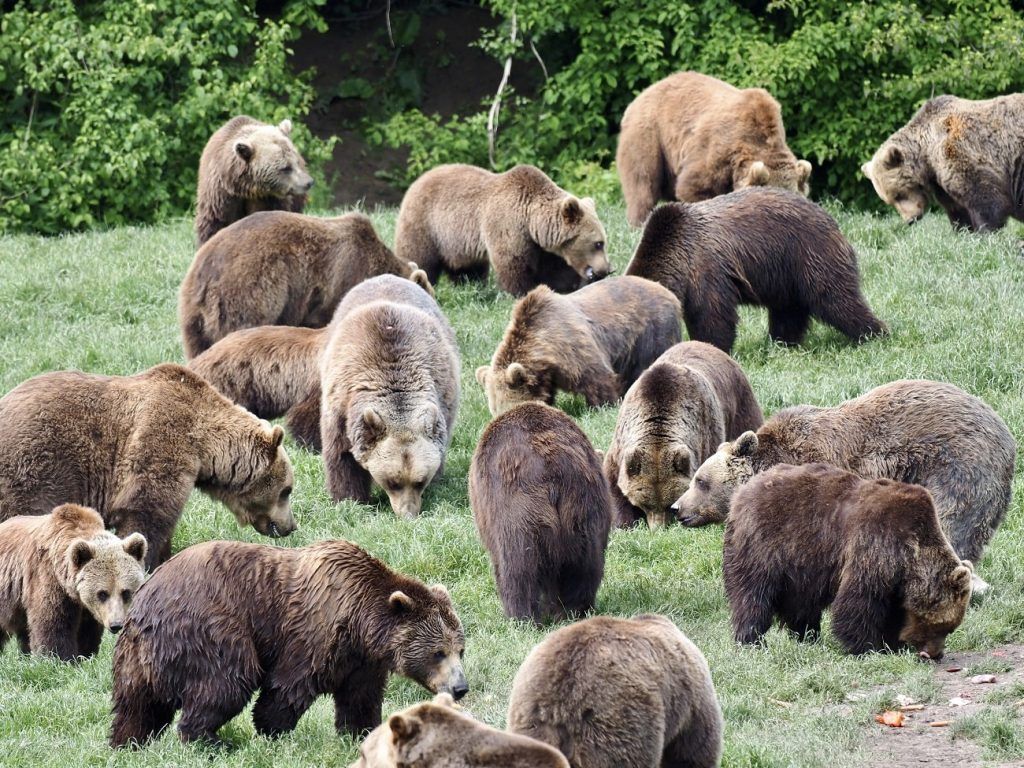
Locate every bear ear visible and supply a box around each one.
[389,590,416,613]
[733,431,759,457]
[580,196,597,211]
[672,445,693,476]
[67,539,95,571]
[234,140,254,162]
[388,713,421,746]
[430,583,450,601]
[359,407,386,446]
[277,118,293,135]
[505,362,528,388]
[797,159,812,183]
[419,404,442,437]
[624,448,643,478]
[560,197,583,226]
[121,533,148,565]
[860,161,873,180]
[270,425,285,448]
[594,448,605,463]
[883,145,903,168]
[475,365,490,388]
[748,161,770,185]
[432,692,457,708]
[960,559,974,573]
[951,564,973,588]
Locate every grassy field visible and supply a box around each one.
[0,203,1022,767]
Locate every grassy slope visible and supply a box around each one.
[0,206,1021,768]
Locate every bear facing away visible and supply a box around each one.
[0,364,296,569]
[725,463,973,659]
[605,341,763,529]
[394,164,610,295]
[110,539,466,746]
[0,504,146,661]
[862,93,1024,232]
[617,71,812,227]
[507,614,723,768]
[626,187,887,353]
[476,276,682,416]
[470,403,611,625]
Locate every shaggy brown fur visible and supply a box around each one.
[109,539,466,746]
[394,164,610,295]
[507,614,723,768]
[626,187,887,353]
[0,364,296,569]
[725,463,973,658]
[476,276,681,415]
[470,403,611,625]
[617,71,811,226]
[605,341,762,529]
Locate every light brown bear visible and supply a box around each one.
[0,364,296,568]
[394,163,610,295]
[0,504,147,661]
[617,71,812,227]
[351,693,570,768]
[507,614,723,768]
[476,276,681,415]
[195,115,313,245]
[605,341,763,528]
[862,93,1024,232]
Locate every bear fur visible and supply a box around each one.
[507,614,723,768]
[617,71,812,227]
[351,693,570,768]
[320,275,460,518]
[476,276,682,415]
[195,115,313,245]
[179,210,433,358]
[625,187,887,353]
[725,463,974,659]
[0,364,296,569]
[394,163,610,296]
[109,539,467,746]
[0,504,147,661]
[862,93,1024,232]
[469,403,611,625]
[604,341,763,529]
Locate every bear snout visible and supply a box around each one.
[452,680,469,701]
[108,621,124,634]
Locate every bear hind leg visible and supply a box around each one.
[556,559,601,619]
[496,547,543,625]
[110,677,176,748]
[768,307,811,346]
[251,686,308,738]
[662,707,723,768]
[284,388,322,451]
[177,684,252,745]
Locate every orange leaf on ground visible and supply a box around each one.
[875,711,905,727]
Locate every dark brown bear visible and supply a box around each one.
[625,187,887,353]
[110,539,467,746]
[725,463,973,658]
[469,403,611,625]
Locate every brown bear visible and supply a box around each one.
[0,364,296,569]
[475,276,682,415]
[179,210,433,358]
[625,187,887,353]
[725,463,973,659]
[351,693,569,768]
[0,504,146,661]
[470,403,611,625]
[862,93,1024,232]
[617,71,812,227]
[394,163,610,295]
[507,614,723,768]
[321,275,460,518]
[195,115,313,245]
[604,341,763,529]
[109,539,467,746]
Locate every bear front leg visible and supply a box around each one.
[324,444,372,504]
[333,664,388,736]
[606,461,645,528]
[576,366,622,408]
[684,304,739,354]
[110,511,175,570]
[26,594,82,661]
[108,475,192,569]
[831,574,897,654]
[76,613,104,658]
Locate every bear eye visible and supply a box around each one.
[459,648,465,659]
[97,590,109,603]
[121,590,132,603]
[282,165,294,174]
[433,650,447,662]
[280,486,292,502]
[594,241,604,251]
[695,477,709,491]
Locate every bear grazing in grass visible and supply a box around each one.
[0,504,146,661]
[110,539,466,746]
[507,614,723,768]
[605,341,763,529]
[725,463,973,659]
[394,163,610,295]
[470,403,611,625]
[626,187,886,353]
[862,93,1024,232]
[476,276,681,415]
[617,71,811,227]
[0,364,296,568]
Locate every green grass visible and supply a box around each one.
[0,204,1022,767]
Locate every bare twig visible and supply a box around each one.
[24,91,37,147]
[488,12,517,168]
[529,38,548,81]
[385,0,394,47]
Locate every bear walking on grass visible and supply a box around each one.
[109,539,466,746]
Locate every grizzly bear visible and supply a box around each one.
[0,364,296,569]
[470,403,611,625]
[0,504,146,661]
[394,164,610,296]
[476,276,681,415]
[179,210,433,358]
[862,93,1024,232]
[617,71,812,227]
[507,614,723,768]
[351,693,569,768]
[625,187,887,353]
[320,275,460,518]
[195,115,313,245]
[725,463,974,658]
[109,539,467,746]
[605,341,763,528]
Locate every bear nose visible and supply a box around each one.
[452,682,469,701]
[303,178,315,191]
[109,622,123,634]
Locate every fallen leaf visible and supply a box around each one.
[895,694,917,707]
[768,698,792,708]
[900,704,925,712]
[875,711,905,727]
[929,720,951,727]
[945,667,963,673]
[949,696,972,707]
[991,651,1007,658]
[845,692,867,702]
[970,674,996,684]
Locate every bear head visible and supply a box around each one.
[232,119,314,200]
[900,559,973,661]
[66,526,147,634]
[350,694,460,768]
[550,196,611,285]
[734,159,812,196]
[671,431,759,526]
[861,143,929,224]
[617,443,696,528]
[475,362,550,417]
[387,585,468,699]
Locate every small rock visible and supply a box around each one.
[970,674,996,684]
[895,694,917,707]
[945,666,963,673]
[949,696,972,707]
